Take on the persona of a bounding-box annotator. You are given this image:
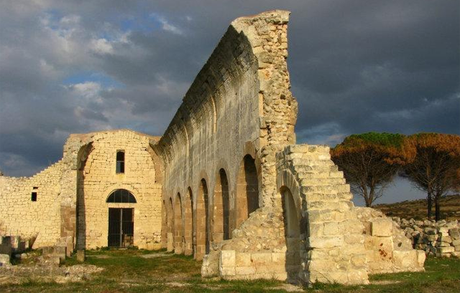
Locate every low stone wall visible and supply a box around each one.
[0,162,64,247]
[393,218,460,258]
[219,250,287,280]
[355,208,425,274]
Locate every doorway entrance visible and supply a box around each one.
[108,208,134,247]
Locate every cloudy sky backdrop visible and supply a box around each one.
[0,1,458,204]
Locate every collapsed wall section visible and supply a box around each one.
[0,161,64,247]
[275,144,425,285]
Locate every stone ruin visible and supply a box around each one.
[395,218,460,258]
[0,10,425,285]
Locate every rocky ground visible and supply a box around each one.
[0,251,103,285]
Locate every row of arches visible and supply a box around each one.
[165,155,260,260]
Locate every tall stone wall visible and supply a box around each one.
[0,161,64,247]
[154,10,297,261]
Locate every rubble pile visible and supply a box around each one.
[393,218,460,258]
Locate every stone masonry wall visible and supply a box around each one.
[355,208,425,274]
[276,145,369,284]
[394,218,460,258]
[274,144,425,284]
[155,10,297,265]
[77,130,162,249]
[0,161,64,247]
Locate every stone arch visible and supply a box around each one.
[161,199,167,249]
[184,187,193,255]
[174,193,184,254]
[281,186,301,283]
[147,142,163,184]
[210,96,217,133]
[195,178,210,260]
[213,168,230,244]
[167,197,174,252]
[276,169,302,224]
[235,154,260,229]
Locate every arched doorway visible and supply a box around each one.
[196,179,209,260]
[235,155,259,228]
[213,169,230,243]
[184,187,193,255]
[107,189,136,248]
[281,186,301,282]
[174,193,183,254]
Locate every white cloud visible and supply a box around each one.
[67,81,102,101]
[90,38,114,54]
[151,13,183,35]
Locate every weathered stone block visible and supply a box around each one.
[271,252,285,265]
[351,254,367,268]
[235,266,256,275]
[371,219,393,237]
[450,228,460,240]
[323,222,340,236]
[438,247,455,254]
[309,236,343,248]
[251,252,272,265]
[219,250,236,276]
[393,250,418,269]
[235,252,251,267]
[416,250,426,267]
[364,236,393,252]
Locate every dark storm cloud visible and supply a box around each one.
[0,0,458,177]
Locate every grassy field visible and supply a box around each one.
[1,249,459,292]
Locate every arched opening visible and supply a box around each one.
[161,199,167,249]
[174,193,183,254]
[281,187,301,282]
[235,155,259,228]
[183,187,193,255]
[106,189,137,203]
[167,198,174,252]
[107,189,136,248]
[213,169,230,243]
[195,179,209,260]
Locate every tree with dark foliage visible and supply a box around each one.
[403,133,460,221]
[331,132,414,207]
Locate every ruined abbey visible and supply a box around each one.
[0,11,425,285]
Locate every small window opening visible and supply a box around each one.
[116,151,125,174]
[31,192,37,202]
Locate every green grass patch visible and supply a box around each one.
[1,251,459,293]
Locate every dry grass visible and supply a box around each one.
[374,194,460,221]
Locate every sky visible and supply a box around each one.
[0,1,458,204]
